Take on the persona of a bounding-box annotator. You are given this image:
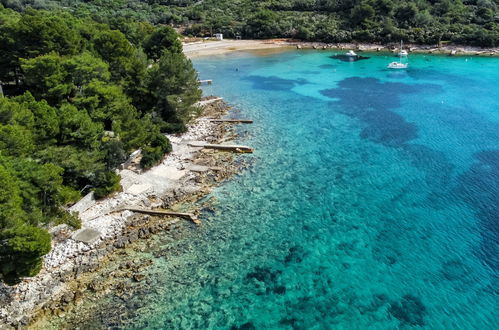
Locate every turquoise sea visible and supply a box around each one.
[78,50,498,329]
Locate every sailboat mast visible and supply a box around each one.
[399,40,403,63]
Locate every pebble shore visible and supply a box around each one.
[0,99,240,328]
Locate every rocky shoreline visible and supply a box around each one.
[183,39,499,58]
[0,98,244,329]
[292,41,499,56]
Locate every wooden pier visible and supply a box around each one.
[187,142,254,153]
[209,119,253,124]
[198,79,213,85]
[121,207,201,224]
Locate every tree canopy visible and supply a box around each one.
[0,5,200,284]
[2,0,496,46]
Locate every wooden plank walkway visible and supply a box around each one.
[187,142,254,153]
[209,119,253,124]
[119,207,201,224]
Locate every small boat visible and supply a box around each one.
[345,50,357,57]
[398,41,408,57]
[388,41,408,69]
[388,61,408,69]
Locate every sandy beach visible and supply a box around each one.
[183,39,294,58]
[183,39,499,58]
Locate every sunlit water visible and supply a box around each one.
[70,50,498,329]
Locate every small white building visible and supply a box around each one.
[214,33,223,40]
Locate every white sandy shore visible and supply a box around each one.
[183,39,293,57]
[183,39,499,58]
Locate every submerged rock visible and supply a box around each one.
[388,294,426,326]
[231,322,256,330]
[133,274,145,282]
[245,266,281,285]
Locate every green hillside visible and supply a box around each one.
[1,0,498,46]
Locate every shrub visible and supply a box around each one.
[54,210,82,229]
[159,121,188,134]
[0,224,52,285]
[140,133,172,169]
[102,140,127,170]
[93,171,122,199]
[140,146,164,169]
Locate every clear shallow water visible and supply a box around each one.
[80,51,498,329]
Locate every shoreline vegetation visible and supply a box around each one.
[0,6,201,287]
[0,98,246,328]
[183,39,499,58]
[0,6,246,328]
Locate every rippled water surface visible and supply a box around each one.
[69,50,499,329]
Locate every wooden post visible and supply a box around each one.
[209,119,253,124]
[187,142,254,153]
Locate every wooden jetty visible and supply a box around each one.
[209,119,253,124]
[187,142,254,153]
[122,207,201,224]
[198,79,213,85]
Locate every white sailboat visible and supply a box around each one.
[388,41,408,69]
[388,61,408,69]
[398,40,408,57]
[345,50,357,57]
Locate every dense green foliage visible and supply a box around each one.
[0,5,200,284]
[1,0,497,46]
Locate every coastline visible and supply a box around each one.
[0,98,243,328]
[2,38,496,329]
[183,39,499,58]
[20,39,499,329]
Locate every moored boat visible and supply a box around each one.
[398,49,408,56]
[345,50,357,57]
[388,61,408,69]
[397,40,408,57]
[389,41,409,69]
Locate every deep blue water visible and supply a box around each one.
[79,50,499,329]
